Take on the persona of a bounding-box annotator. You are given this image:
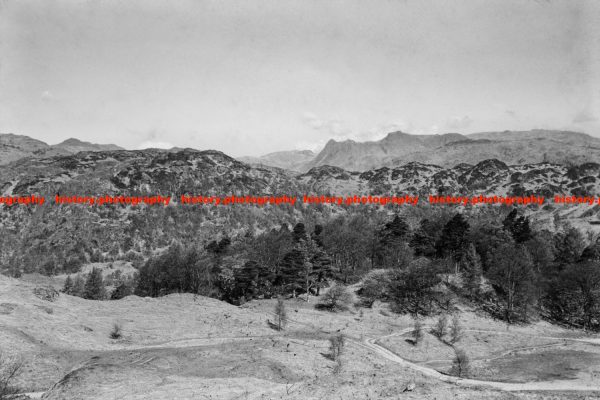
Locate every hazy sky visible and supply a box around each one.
[1,0,599,156]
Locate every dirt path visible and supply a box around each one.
[358,329,600,392]
[14,316,600,398]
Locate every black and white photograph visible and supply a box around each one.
[1,0,600,399]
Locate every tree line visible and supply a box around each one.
[64,207,600,330]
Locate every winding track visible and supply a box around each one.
[15,315,600,398]
[356,329,600,392]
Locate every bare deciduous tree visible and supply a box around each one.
[412,317,424,345]
[329,334,345,360]
[450,348,470,378]
[0,352,23,400]
[329,334,345,374]
[449,313,463,344]
[274,297,287,331]
[432,314,448,340]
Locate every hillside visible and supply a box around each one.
[2,274,600,399]
[1,148,600,276]
[0,133,57,165]
[52,138,124,153]
[299,159,600,200]
[0,148,306,275]
[0,133,123,165]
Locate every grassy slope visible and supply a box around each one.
[1,275,598,399]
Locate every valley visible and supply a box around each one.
[1,136,600,399]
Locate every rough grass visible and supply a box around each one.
[470,346,600,383]
[3,275,600,399]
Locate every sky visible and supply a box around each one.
[1,0,599,157]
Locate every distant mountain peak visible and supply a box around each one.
[58,138,87,145]
[53,138,124,152]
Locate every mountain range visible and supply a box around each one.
[3,129,600,173]
[243,130,600,172]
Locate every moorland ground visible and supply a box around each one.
[2,273,600,400]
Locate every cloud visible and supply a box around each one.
[445,115,473,130]
[302,112,324,129]
[41,90,55,101]
[302,112,434,148]
[133,129,175,149]
[293,139,327,153]
[573,109,598,124]
[357,121,413,142]
[137,141,173,149]
[301,112,352,139]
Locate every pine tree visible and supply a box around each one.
[410,219,437,257]
[312,224,324,247]
[436,213,470,269]
[84,267,106,300]
[381,215,410,242]
[279,237,321,299]
[503,209,532,243]
[502,209,518,232]
[235,260,259,299]
[292,222,307,243]
[62,275,74,294]
[376,215,411,268]
[297,238,320,301]
[279,248,305,296]
[234,260,274,300]
[310,249,332,295]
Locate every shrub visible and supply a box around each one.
[111,282,132,300]
[318,284,353,312]
[359,271,390,307]
[109,323,122,339]
[388,258,440,315]
[33,286,59,302]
